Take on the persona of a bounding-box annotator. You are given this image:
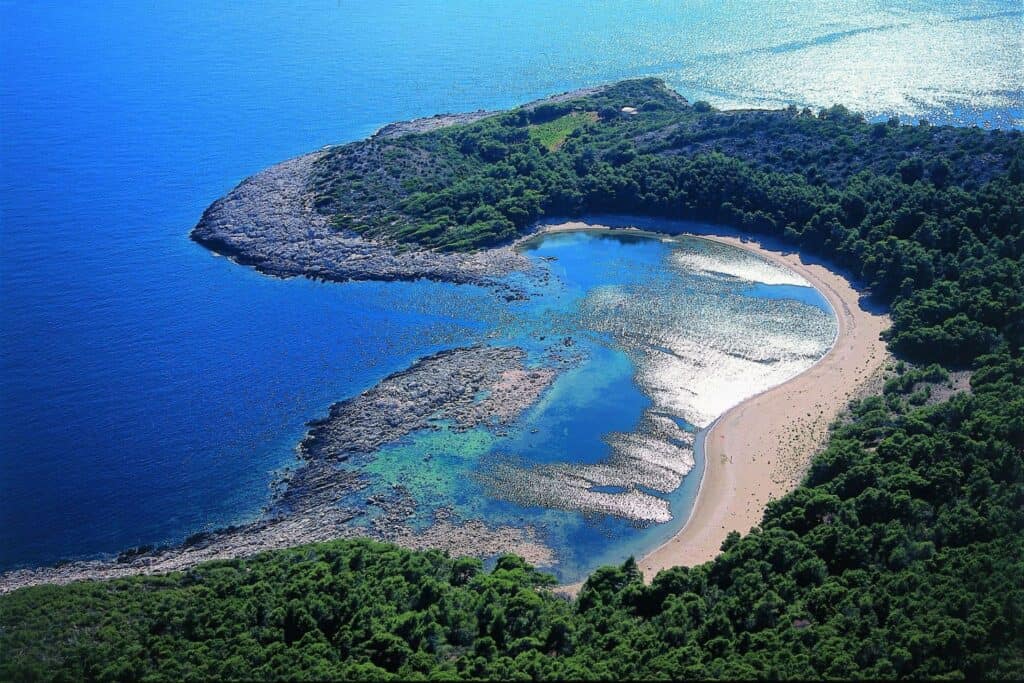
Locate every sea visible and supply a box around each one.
[1,0,1020,578]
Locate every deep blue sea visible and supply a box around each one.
[1,0,1021,574]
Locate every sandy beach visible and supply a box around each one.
[536,218,891,580]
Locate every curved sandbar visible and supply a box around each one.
[535,218,890,580]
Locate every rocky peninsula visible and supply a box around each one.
[190,84,617,288]
[190,151,530,286]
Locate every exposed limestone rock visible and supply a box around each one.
[191,152,530,285]
[0,345,560,594]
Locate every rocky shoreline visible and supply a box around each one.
[0,345,562,594]
[372,110,499,139]
[191,151,532,287]
[189,83,621,289]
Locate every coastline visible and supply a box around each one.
[3,216,888,595]
[534,218,891,581]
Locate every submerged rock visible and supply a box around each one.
[0,345,560,594]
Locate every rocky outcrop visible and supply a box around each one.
[372,110,499,139]
[300,346,555,462]
[191,152,530,285]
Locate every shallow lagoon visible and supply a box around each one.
[1,208,837,579]
[322,230,836,582]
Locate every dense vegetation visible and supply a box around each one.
[313,78,1023,367]
[2,352,1021,680]
[2,79,1022,680]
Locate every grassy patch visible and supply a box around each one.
[529,111,597,151]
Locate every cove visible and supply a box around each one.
[194,227,837,585]
[3,226,836,585]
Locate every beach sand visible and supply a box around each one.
[536,218,891,582]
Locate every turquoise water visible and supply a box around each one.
[1,1,1019,573]
[311,230,834,580]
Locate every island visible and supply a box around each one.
[1,79,1021,680]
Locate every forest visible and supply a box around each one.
[312,78,1023,367]
[1,79,1021,680]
